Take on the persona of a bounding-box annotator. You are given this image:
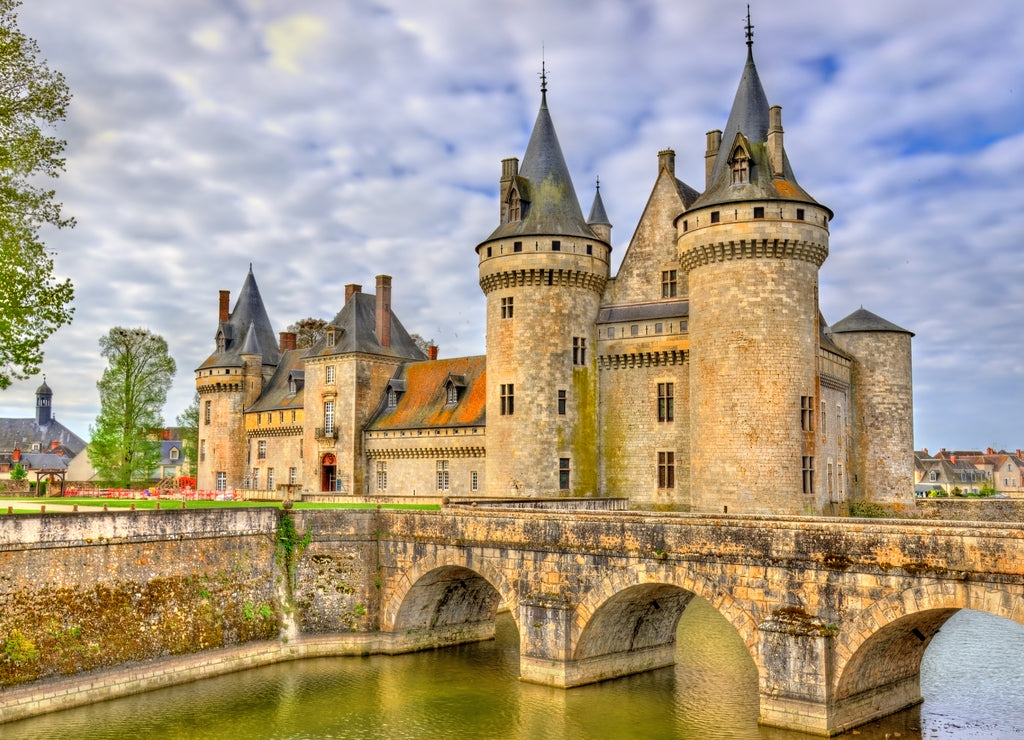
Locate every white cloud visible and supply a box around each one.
[3,0,1022,455]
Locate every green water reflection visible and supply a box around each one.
[6,599,1024,739]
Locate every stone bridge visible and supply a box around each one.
[295,507,1024,736]
[2,506,1022,735]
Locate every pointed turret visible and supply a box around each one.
[201,266,280,368]
[485,68,596,242]
[35,376,52,426]
[587,179,612,243]
[693,14,825,213]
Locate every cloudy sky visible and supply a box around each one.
[2,0,1021,454]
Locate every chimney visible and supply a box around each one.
[987,447,995,455]
[922,448,929,457]
[951,455,957,464]
[658,149,675,176]
[219,290,230,322]
[345,283,362,304]
[375,275,392,348]
[499,157,519,223]
[768,106,784,177]
[705,130,722,188]
[427,344,438,361]
[279,332,297,351]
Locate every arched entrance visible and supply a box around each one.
[320,453,337,492]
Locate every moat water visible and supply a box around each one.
[6,599,1024,739]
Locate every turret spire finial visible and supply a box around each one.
[539,45,548,95]
[745,5,754,49]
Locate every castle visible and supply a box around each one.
[196,27,915,515]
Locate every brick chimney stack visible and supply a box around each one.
[219,290,230,321]
[427,344,438,360]
[345,284,362,304]
[375,275,391,348]
[279,332,297,351]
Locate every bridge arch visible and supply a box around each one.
[381,547,520,637]
[833,580,1024,703]
[572,562,760,664]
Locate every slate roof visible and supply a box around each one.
[484,87,597,243]
[366,356,486,431]
[0,418,86,458]
[597,300,689,324]
[829,307,913,336]
[305,292,427,361]
[247,348,307,414]
[692,43,825,212]
[197,267,280,371]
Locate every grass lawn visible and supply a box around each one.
[1,498,439,513]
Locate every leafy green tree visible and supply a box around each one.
[9,462,25,480]
[175,393,199,476]
[90,328,176,486]
[0,0,75,389]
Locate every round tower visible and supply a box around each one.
[477,73,611,497]
[678,24,832,514]
[828,308,915,511]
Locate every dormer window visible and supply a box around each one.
[446,384,459,406]
[326,328,336,348]
[506,188,521,222]
[216,330,226,352]
[444,374,466,407]
[730,149,749,184]
[170,447,180,461]
[387,388,398,408]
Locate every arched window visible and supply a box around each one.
[506,188,521,221]
[730,147,749,184]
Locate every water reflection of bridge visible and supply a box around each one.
[298,508,1024,736]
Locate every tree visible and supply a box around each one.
[409,333,434,355]
[9,462,25,480]
[286,317,327,348]
[0,0,74,389]
[90,328,176,486]
[176,393,199,477]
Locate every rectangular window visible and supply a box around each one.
[657,382,674,422]
[289,467,297,485]
[753,206,765,219]
[500,384,514,415]
[552,240,561,251]
[801,396,814,432]
[258,440,267,459]
[558,389,567,415]
[251,468,259,489]
[470,471,478,492]
[586,244,593,255]
[267,468,275,490]
[436,460,449,491]
[215,472,226,491]
[559,458,570,490]
[257,413,262,426]
[827,462,834,500]
[658,451,675,489]
[292,410,297,423]
[279,411,284,423]
[326,366,335,384]
[324,401,335,435]
[837,464,844,497]
[376,461,387,491]
[802,456,815,494]
[199,439,206,462]
[572,337,587,365]
[796,208,805,220]
[204,400,211,425]
[662,270,677,298]
[821,406,827,435]
[710,211,720,224]
[513,241,522,253]
[501,296,514,319]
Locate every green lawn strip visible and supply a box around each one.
[17,499,439,512]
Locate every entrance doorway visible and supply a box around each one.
[321,453,337,492]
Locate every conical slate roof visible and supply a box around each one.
[198,266,280,369]
[829,307,914,336]
[587,181,611,226]
[485,84,597,242]
[692,33,823,212]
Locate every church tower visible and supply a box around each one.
[35,377,53,426]
[678,17,832,514]
[476,69,611,496]
[195,267,280,491]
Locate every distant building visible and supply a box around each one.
[916,448,1024,497]
[0,378,86,480]
[197,26,916,514]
